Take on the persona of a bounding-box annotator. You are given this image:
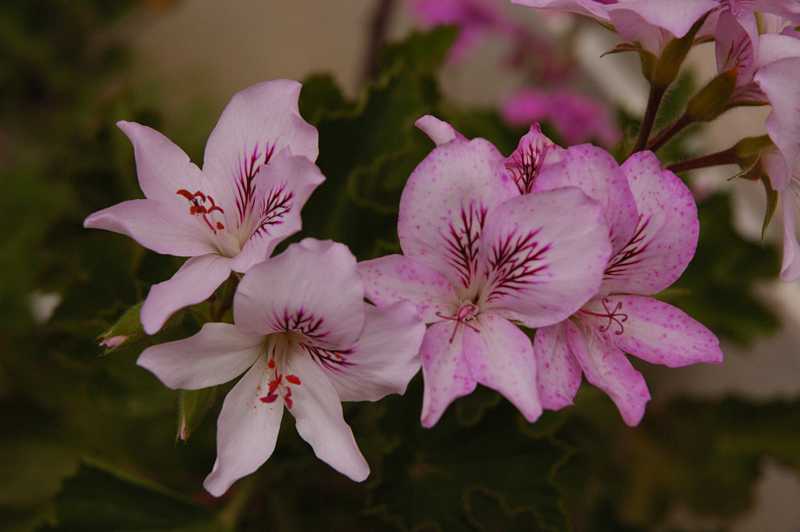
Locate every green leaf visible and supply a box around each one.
[365,381,571,532]
[760,173,779,240]
[177,387,219,442]
[44,464,216,531]
[98,302,143,353]
[377,26,459,78]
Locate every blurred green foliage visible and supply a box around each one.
[0,3,797,532]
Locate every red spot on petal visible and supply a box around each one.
[286,375,301,385]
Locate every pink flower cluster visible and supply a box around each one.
[512,0,800,280]
[94,0,800,495]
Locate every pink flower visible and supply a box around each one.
[138,239,426,495]
[359,116,612,427]
[502,88,621,147]
[713,1,800,104]
[512,0,719,54]
[533,149,723,425]
[409,0,513,61]
[754,57,800,281]
[84,80,324,334]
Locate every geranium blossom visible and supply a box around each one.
[533,150,723,425]
[712,1,800,105]
[138,239,426,495]
[359,116,611,427]
[512,0,718,54]
[755,57,800,281]
[84,80,322,334]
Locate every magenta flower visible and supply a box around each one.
[512,0,718,54]
[502,88,621,147]
[533,149,723,425]
[755,57,800,281]
[409,0,513,61]
[84,80,323,334]
[138,239,426,495]
[359,116,612,427]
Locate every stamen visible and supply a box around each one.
[436,303,480,343]
[176,188,226,233]
[580,297,629,335]
[258,344,302,409]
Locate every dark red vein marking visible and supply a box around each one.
[485,229,550,302]
[604,215,651,279]
[442,203,488,288]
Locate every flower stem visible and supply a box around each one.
[666,147,738,174]
[632,85,666,154]
[361,0,397,83]
[648,113,694,152]
[211,274,238,322]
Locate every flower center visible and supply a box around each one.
[436,302,481,343]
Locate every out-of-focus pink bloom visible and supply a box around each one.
[359,116,612,427]
[533,150,723,425]
[502,88,620,147]
[512,0,719,54]
[138,239,426,495]
[755,58,800,281]
[410,0,512,60]
[84,80,323,335]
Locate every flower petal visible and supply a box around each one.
[602,151,698,296]
[84,199,216,257]
[780,194,800,282]
[398,137,518,287]
[535,144,638,256]
[286,349,370,482]
[137,322,262,389]
[608,0,717,41]
[202,80,318,222]
[230,152,325,273]
[533,322,582,411]
[116,120,209,204]
[420,321,477,428]
[505,123,561,195]
[463,313,541,422]
[415,115,464,146]
[566,320,650,427]
[583,295,723,367]
[358,255,457,323]
[755,58,800,173]
[479,187,611,328]
[234,240,365,349]
[203,356,283,497]
[141,254,232,335]
[326,302,424,402]
[510,0,612,21]
[757,34,800,70]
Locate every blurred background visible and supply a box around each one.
[1,1,799,531]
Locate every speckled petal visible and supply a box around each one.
[602,151,699,296]
[358,255,457,323]
[566,320,650,427]
[533,322,582,411]
[583,295,723,368]
[420,321,477,428]
[535,144,638,256]
[463,313,542,422]
[398,138,517,287]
